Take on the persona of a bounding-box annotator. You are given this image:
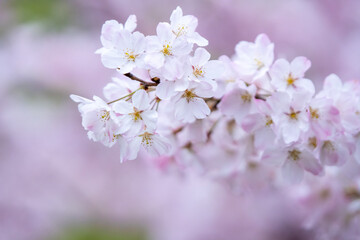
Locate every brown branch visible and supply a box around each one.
[124,73,159,88]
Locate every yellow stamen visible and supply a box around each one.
[265,116,273,126]
[140,132,153,147]
[193,66,205,78]
[162,44,172,56]
[182,89,196,102]
[288,149,301,161]
[241,92,252,103]
[309,107,320,119]
[308,137,317,149]
[287,74,297,86]
[254,58,264,70]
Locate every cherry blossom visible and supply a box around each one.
[233,33,274,80]
[169,6,208,46]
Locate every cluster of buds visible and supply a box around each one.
[71,6,360,184]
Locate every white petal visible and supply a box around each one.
[204,60,225,79]
[156,81,176,100]
[188,32,208,46]
[132,89,150,110]
[282,160,304,184]
[127,136,142,160]
[291,56,311,79]
[124,15,137,32]
[141,110,158,131]
[112,101,133,114]
[191,48,210,67]
[299,151,323,175]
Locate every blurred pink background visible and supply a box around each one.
[1,0,360,239]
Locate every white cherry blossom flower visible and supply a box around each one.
[186,47,224,90]
[100,30,146,73]
[233,33,274,80]
[144,22,192,69]
[70,94,120,147]
[112,89,158,136]
[173,81,212,123]
[267,91,310,144]
[270,57,315,96]
[169,6,208,46]
[219,82,257,124]
[263,143,323,184]
[120,130,171,162]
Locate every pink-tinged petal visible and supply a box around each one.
[282,160,304,184]
[127,136,142,160]
[144,52,165,69]
[170,6,183,24]
[141,110,158,131]
[146,35,162,52]
[204,60,225,79]
[290,56,311,79]
[156,22,173,42]
[117,115,132,134]
[161,58,184,80]
[191,48,210,67]
[254,127,276,150]
[262,149,286,166]
[294,78,315,96]
[281,122,301,144]
[270,58,290,90]
[255,33,271,46]
[174,78,189,92]
[118,135,129,163]
[117,61,136,74]
[147,135,171,156]
[101,49,125,69]
[299,151,323,175]
[112,101,133,115]
[124,15,137,32]
[219,89,252,124]
[174,98,196,123]
[320,141,349,166]
[189,98,210,119]
[156,81,176,100]
[323,74,343,90]
[70,94,92,104]
[132,32,146,52]
[188,32,208,46]
[126,120,143,137]
[241,113,265,133]
[172,39,192,56]
[100,20,121,48]
[132,89,150,110]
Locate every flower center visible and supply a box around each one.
[288,149,301,161]
[124,50,137,62]
[100,110,110,121]
[286,109,300,120]
[309,107,320,119]
[254,58,264,70]
[308,137,317,149]
[265,116,273,126]
[183,89,196,102]
[162,44,172,56]
[323,141,335,151]
[241,92,252,103]
[192,66,205,78]
[130,108,142,121]
[175,25,188,37]
[287,74,297,86]
[140,132,153,147]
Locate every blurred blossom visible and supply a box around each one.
[1,0,360,240]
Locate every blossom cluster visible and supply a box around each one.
[71,6,360,184]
